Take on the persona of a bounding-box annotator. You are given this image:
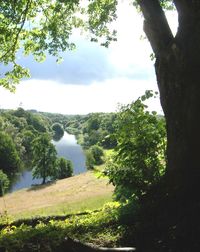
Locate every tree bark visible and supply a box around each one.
[42,176,46,184]
[158,5,200,189]
[135,2,200,251]
[138,0,200,189]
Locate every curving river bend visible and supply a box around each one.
[9,132,86,192]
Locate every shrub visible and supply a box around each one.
[90,145,104,165]
[0,132,21,175]
[56,157,73,179]
[85,150,95,170]
[85,145,104,170]
[105,91,166,201]
[0,170,9,196]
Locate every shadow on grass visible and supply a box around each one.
[27,180,56,191]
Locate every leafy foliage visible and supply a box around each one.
[55,157,73,179]
[0,202,122,251]
[0,0,118,90]
[0,0,175,91]
[85,145,104,170]
[0,109,51,159]
[81,113,117,149]
[0,132,21,175]
[44,112,117,149]
[0,170,9,196]
[85,150,96,170]
[90,145,104,165]
[105,91,166,201]
[0,109,53,191]
[52,123,64,141]
[32,134,57,184]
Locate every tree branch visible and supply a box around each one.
[0,0,32,62]
[137,0,174,56]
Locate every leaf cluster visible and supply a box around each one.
[0,170,9,196]
[0,202,122,251]
[32,134,57,183]
[0,0,118,90]
[105,91,166,201]
[55,157,73,179]
[85,145,104,170]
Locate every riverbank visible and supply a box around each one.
[0,171,114,220]
[9,131,86,192]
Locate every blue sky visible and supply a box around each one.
[0,3,177,115]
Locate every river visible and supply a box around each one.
[9,132,86,192]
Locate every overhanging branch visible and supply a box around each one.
[137,0,174,56]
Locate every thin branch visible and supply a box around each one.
[0,0,32,62]
[137,0,174,56]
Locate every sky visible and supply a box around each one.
[0,2,177,115]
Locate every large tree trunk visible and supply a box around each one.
[156,4,200,191]
[139,0,200,189]
[136,1,200,251]
[156,41,200,188]
[42,176,46,184]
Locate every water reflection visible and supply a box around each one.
[52,132,86,174]
[52,131,64,142]
[9,132,86,192]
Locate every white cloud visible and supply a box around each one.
[108,2,153,75]
[0,78,162,114]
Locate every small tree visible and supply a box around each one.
[85,145,104,170]
[85,150,95,170]
[0,132,20,175]
[105,91,166,201]
[32,134,57,184]
[0,170,9,196]
[90,145,104,165]
[56,157,73,179]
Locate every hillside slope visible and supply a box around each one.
[0,171,114,220]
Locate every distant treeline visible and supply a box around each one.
[42,111,118,149]
[0,108,118,193]
[0,108,53,193]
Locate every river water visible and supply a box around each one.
[9,132,86,192]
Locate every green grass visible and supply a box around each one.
[0,171,114,221]
[0,202,128,251]
[13,193,113,220]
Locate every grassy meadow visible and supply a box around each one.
[0,171,114,221]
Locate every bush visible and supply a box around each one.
[85,145,104,170]
[0,170,9,196]
[0,202,121,251]
[85,150,95,170]
[0,132,21,175]
[90,145,104,165]
[105,91,166,201]
[56,157,73,179]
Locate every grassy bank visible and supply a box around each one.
[0,171,114,221]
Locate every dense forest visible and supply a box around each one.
[0,108,74,193]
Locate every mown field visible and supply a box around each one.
[0,171,114,220]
